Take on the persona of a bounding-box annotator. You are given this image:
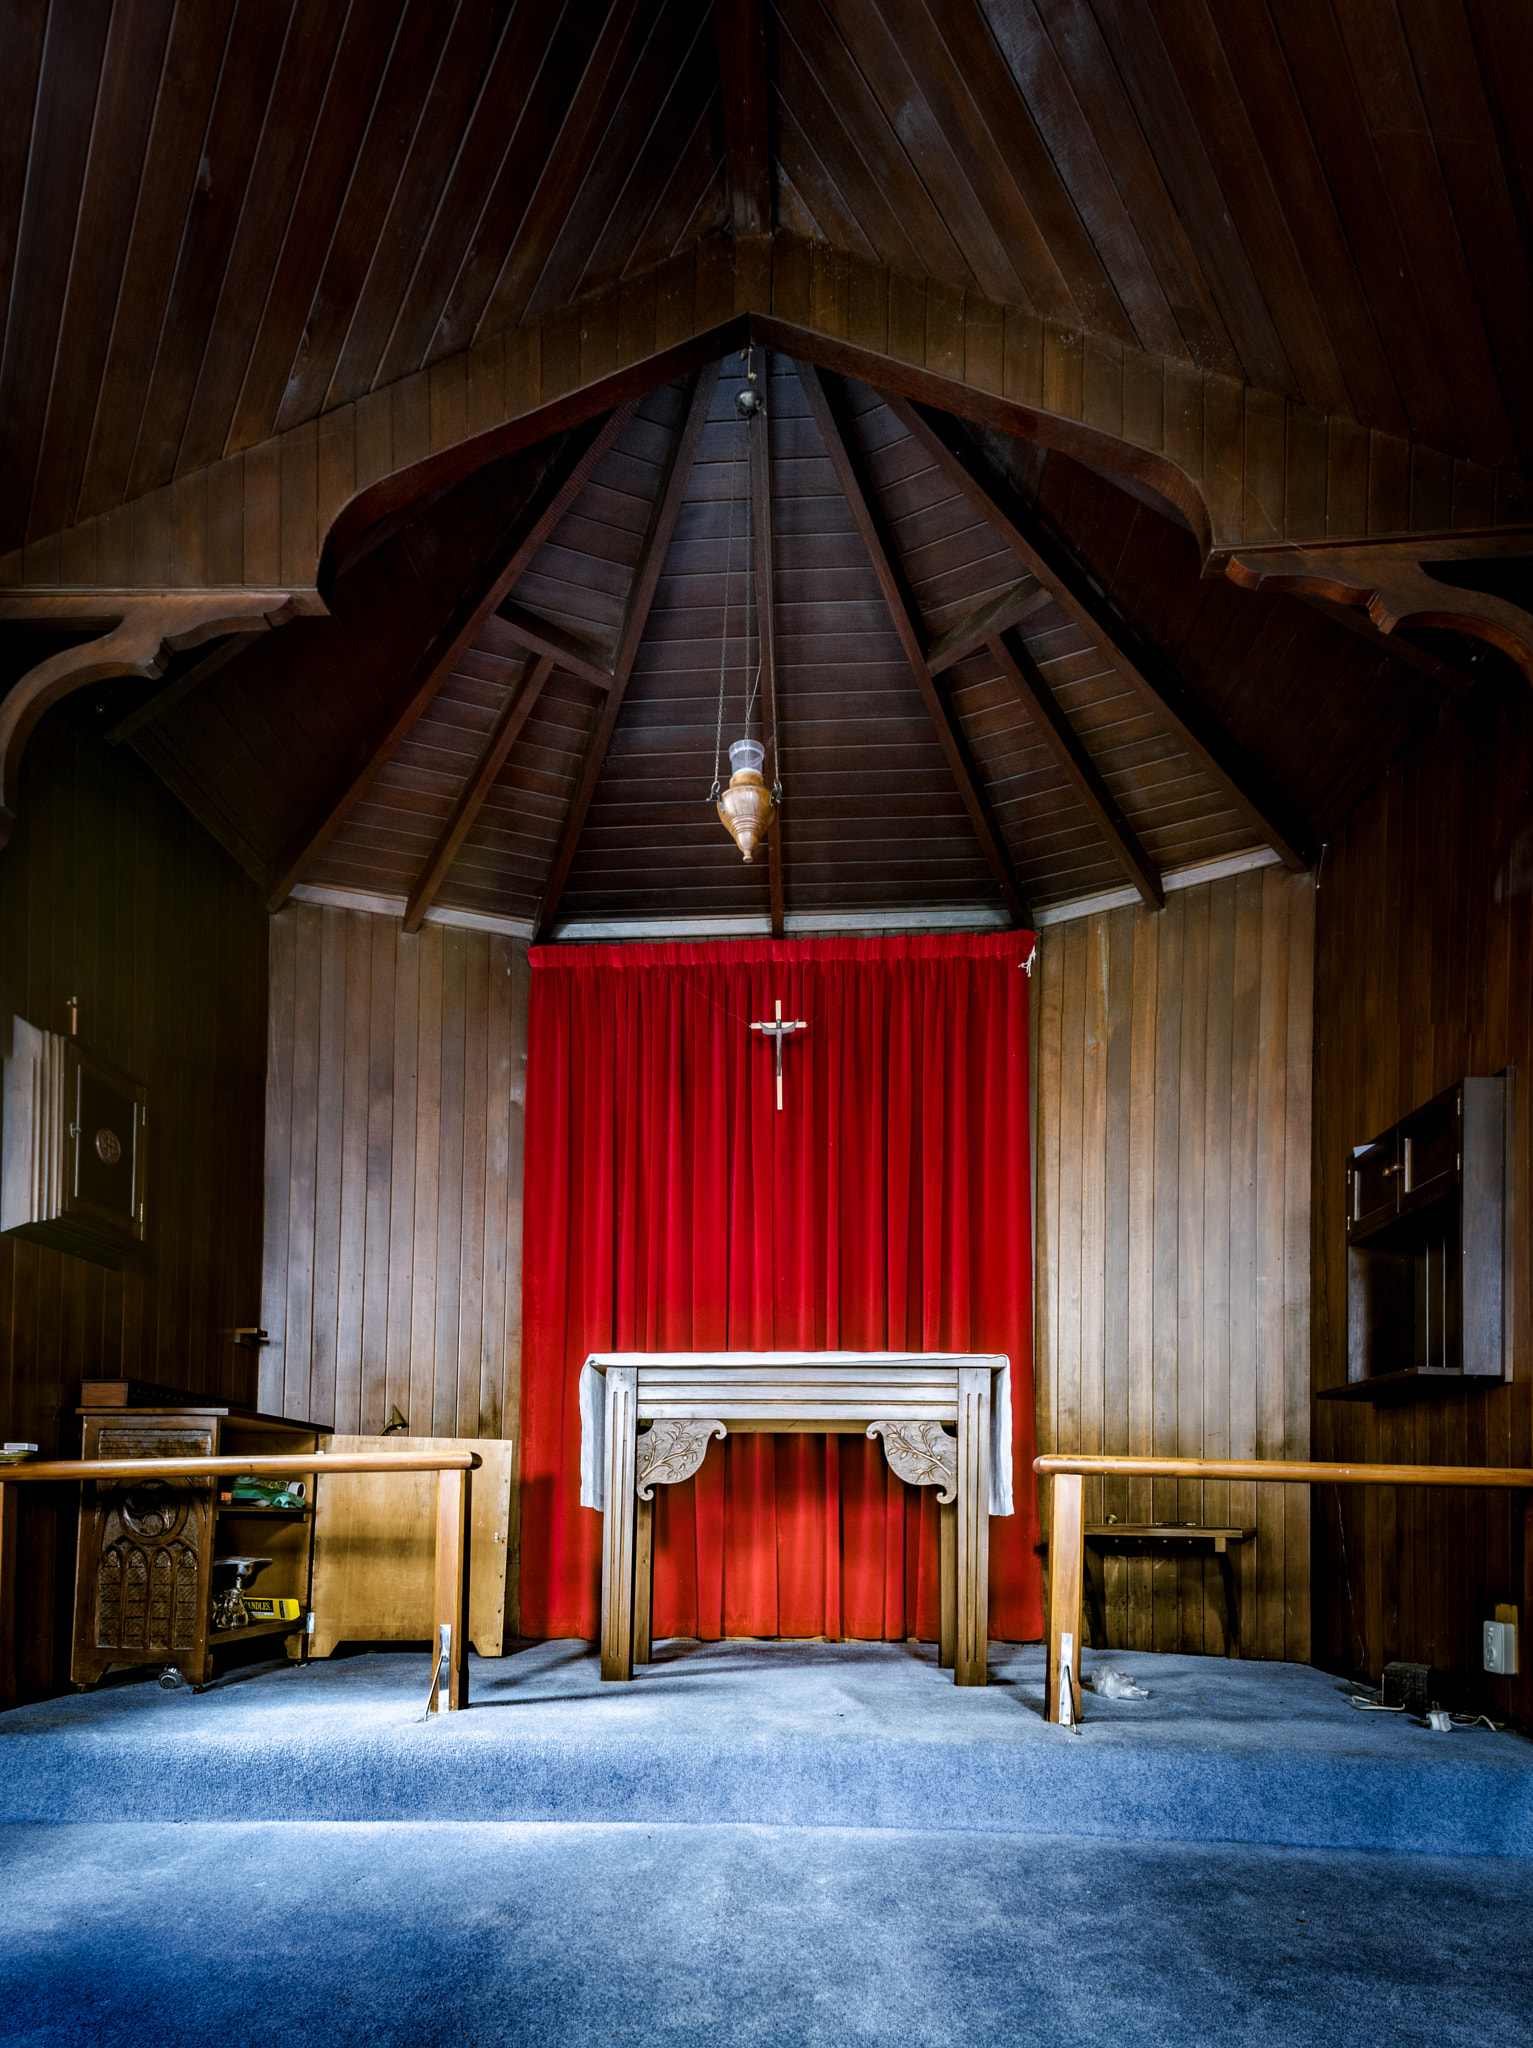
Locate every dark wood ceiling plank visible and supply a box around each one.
[1325,0,1517,466]
[403,655,555,932]
[1403,1,1533,468]
[926,578,1049,673]
[1082,0,1296,397]
[72,1,237,526]
[0,0,116,554]
[21,0,176,544]
[467,0,688,342]
[808,0,1045,310]
[920,0,1170,348]
[0,2,50,351]
[773,103,881,259]
[772,0,970,290]
[185,2,407,470]
[374,1,585,385]
[620,95,728,278]
[1256,0,1474,455]
[267,405,633,908]
[119,1,301,503]
[105,629,262,745]
[888,393,1311,871]
[577,31,722,291]
[717,0,773,238]
[534,368,714,938]
[987,627,1162,908]
[796,359,1031,926]
[750,366,785,934]
[1023,0,1238,375]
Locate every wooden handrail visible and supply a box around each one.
[0,1451,482,1715]
[1036,1454,1533,1489]
[1035,1453,1533,1727]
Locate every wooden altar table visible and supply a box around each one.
[582,1352,1012,1688]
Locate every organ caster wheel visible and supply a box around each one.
[158,1666,185,1691]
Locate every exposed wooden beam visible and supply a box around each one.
[534,370,715,940]
[490,604,614,691]
[1297,593,1471,693]
[989,632,1164,911]
[104,631,263,744]
[402,656,556,935]
[716,0,772,239]
[796,362,1032,930]
[750,363,784,936]
[884,393,1313,874]
[265,405,635,910]
[926,577,1048,675]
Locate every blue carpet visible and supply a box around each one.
[3,1641,1529,1855]
[3,1820,1530,2047]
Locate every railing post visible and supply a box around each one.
[1046,1471,1084,1725]
[0,1480,16,1712]
[430,1464,470,1712]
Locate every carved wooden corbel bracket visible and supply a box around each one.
[634,1418,727,1498]
[1223,538,1533,688]
[867,1419,958,1503]
[0,588,324,847]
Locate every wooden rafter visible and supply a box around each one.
[750,360,784,937]
[490,604,614,691]
[402,655,556,934]
[265,403,636,911]
[883,393,1313,874]
[796,361,1032,930]
[926,578,1048,675]
[716,0,772,240]
[534,369,715,940]
[989,632,1164,910]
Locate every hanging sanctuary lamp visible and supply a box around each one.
[710,350,780,862]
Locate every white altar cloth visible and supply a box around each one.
[579,1350,1013,1517]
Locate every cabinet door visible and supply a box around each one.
[1401,1088,1459,1211]
[1349,1136,1401,1238]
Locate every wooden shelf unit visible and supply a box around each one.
[70,1393,330,1691]
[1325,1074,1514,1405]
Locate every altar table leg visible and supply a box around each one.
[1046,1474,1084,1725]
[634,1493,654,1665]
[938,1500,956,1670]
[954,1368,990,1687]
[600,1369,638,1681]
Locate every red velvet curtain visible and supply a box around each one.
[519,933,1042,1645]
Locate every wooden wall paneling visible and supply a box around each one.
[1035,869,1313,1659]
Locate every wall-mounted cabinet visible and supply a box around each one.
[1,1017,147,1267]
[1325,1073,1514,1403]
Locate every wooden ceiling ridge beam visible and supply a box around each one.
[751,355,784,937]
[716,0,772,241]
[402,655,556,935]
[882,393,1312,875]
[988,631,1163,911]
[795,361,1032,930]
[533,368,716,941]
[265,404,636,911]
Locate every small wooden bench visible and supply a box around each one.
[1081,1524,1255,1658]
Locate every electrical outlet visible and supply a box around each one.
[1484,1620,1516,1675]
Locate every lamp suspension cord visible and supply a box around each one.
[710,410,739,805]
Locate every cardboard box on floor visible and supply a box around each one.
[309,1435,514,1658]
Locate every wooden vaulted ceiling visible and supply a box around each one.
[3,0,1530,933]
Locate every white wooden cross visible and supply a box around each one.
[749,998,807,1111]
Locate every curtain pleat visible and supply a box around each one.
[520,934,1042,1644]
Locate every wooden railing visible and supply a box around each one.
[0,1450,480,1713]
[1034,1454,1533,1726]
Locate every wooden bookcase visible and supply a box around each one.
[71,1394,329,1691]
[1325,1073,1514,1405]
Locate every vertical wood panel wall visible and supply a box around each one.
[260,905,528,1615]
[1034,870,1315,1660]
[1313,676,1533,1719]
[0,699,268,1698]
